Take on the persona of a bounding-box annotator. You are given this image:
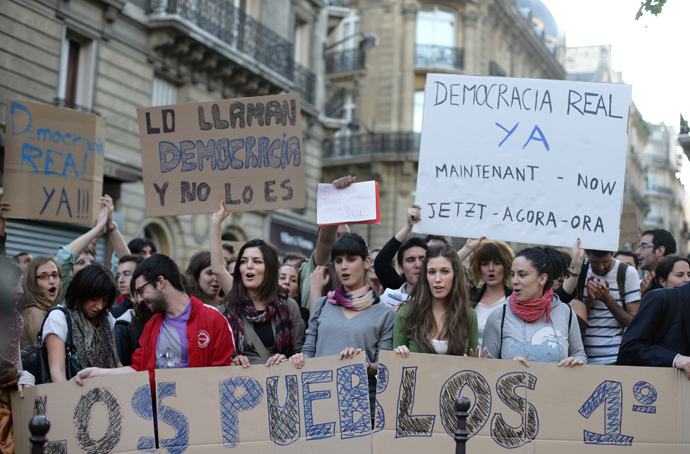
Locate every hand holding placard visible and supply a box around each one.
[317,180,381,226]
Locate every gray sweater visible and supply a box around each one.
[302,297,395,363]
[482,296,587,363]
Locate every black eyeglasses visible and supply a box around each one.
[636,243,654,251]
[136,277,158,297]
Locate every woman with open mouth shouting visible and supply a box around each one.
[222,239,304,367]
[482,247,587,367]
[393,245,480,358]
[19,256,62,349]
[290,233,395,422]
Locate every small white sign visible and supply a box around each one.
[317,180,379,225]
[415,74,632,250]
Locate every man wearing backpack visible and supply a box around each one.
[581,249,641,365]
[617,281,690,379]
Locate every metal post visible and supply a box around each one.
[29,415,50,454]
[454,396,471,454]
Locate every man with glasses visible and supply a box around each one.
[73,254,235,388]
[55,195,130,301]
[581,249,641,365]
[636,229,677,296]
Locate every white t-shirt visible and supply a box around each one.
[42,308,116,343]
[475,295,508,347]
[430,338,448,354]
[582,259,641,365]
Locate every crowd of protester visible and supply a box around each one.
[1,175,689,453]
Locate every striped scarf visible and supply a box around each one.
[230,297,294,357]
[327,284,377,311]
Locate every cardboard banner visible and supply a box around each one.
[3,99,106,225]
[317,180,381,225]
[10,354,690,453]
[415,75,632,250]
[137,94,306,217]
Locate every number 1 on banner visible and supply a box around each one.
[578,381,633,446]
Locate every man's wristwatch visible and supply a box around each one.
[105,222,118,234]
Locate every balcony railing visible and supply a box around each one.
[293,61,316,105]
[325,85,346,119]
[415,45,464,70]
[645,153,673,168]
[326,49,365,74]
[630,185,648,209]
[53,98,100,115]
[646,185,674,198]
[145,0,316,105]
[327,0,350,7]
[323,132,421,159]
[489,61,507,77]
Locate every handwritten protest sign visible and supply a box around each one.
[415,75,632,250]
[3,99,106,225]
[11,354,689,453]
[317,180,380,225]
[619,204,640,249]
[137,93,306,217]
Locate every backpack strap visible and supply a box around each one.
[499,305,507,360]
[651,288,679,344]
[575,260,589,300]
[616,262,629,311]
[568,306,573,334]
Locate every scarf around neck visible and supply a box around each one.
[509,288,554,323]
[69,309,118,369]
[0,311,24,365]
[327,284,377,311]
[228,297,294,357]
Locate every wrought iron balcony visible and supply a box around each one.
[327,0,350,7]
[145,0,317,105]
[645,153,673,168]
[325,85,346,119]
[323,132,421,160]
[645,185,674,198]
[415,45,464,70]
[629,185,648,210]
[326,49,365,74]
[53,98,100,115]
[293,61,316,105]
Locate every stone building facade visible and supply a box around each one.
[320,0,566,249]
[0,0,334,263]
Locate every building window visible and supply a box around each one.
[294,21,311,65]
[413,90,424,133]
[339,10,359,51]
[58,33,97,109]
[416,5,455,47]
[151,77,178,107]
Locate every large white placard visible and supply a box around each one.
[415,74,632,250]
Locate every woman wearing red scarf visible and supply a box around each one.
[482,247,586,367]
[223,239,304,367]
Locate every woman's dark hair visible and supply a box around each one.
[650,256,690,290]
[186,251,212,300]
[227,239,287,310]
[401,245,471,355]
[64,264,117,313]
[515,247,570,292]
[331,233,369,262]
[128,237,157,255]
[0,256,23,314]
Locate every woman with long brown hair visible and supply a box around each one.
[222,239,304,367]
[393,245,479,356]
[18,256,62,349]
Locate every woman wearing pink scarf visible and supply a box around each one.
[482,247,586,367]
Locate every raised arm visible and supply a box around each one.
[457,236,486,263]
[374,204,421,290]
[210,201,234,294]
[313,175,357,266]
[560,238,585,298]
[103,195,130,258]
[68,197,110,255]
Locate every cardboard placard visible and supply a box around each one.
[137,94,306,217]
[317,180,380,225]
[619,204,640,249]
[415,75,632,250]
[3,99,106,225]
[10,354,689,453]
[11,371,153,454]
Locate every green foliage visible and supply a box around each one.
[636,0,667,20]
